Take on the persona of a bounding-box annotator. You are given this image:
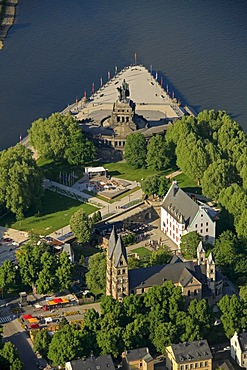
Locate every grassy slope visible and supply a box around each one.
[0,190,97,235]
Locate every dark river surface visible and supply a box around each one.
[0,0,247,150]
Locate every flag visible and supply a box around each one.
[84,89,87,98]
[134,52,137,64]
[150,65,153,74]
[160,77,163,86]
[172,91,175,99]
[92,83,95,94]
[115,66,118,74]
[166,84,169,93]
[75,97,78,104]
[108,71,110,80]
[100,77,103,87]
[19,134,22,143]
[155,71,158,80]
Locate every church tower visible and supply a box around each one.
[111,236,129,301]
[106,226,118,297]
[106,227,129,300]
[206,252,216,294]
[197,241,206,265]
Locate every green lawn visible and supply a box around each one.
[37,157,85,183]
[0,190,97,236]
[102,161,174,182]
[131,247,152,257]
[173,173,202,194]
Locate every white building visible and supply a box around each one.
[160,181,216,248]
[231,332,247,369]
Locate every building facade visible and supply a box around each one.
[166,340,213,370]
[122,348,154,370]
[161,182,216,248]
[230,332,247,369]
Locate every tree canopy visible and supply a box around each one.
[29,113,95,165]
[180,232,201,260]
[124,133,147,168]
[146,134,171,170]
[85,252,106,295]
[141,175,169,197]
[70,209,93,243]
[0,144,43,219]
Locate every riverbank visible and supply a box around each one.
[0,0,19,49]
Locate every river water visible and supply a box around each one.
[0,0,247,150]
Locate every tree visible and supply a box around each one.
[33,329,52,358]
[187,299,212,336]
[149,245,172,266]
[0,260,16,297]
[122,315,149,349]
[0,342,22,369]
[86,252,106,295]
[201,159,236,200]
[36,252,57,294]
[146,135,170,170]
[29,113,95,165]
[0,144,43,219]
[175,311,201,343]
[48,325,83,366]
[141,175,169,197]
[56,252,73,290]
[218,295,246,338]
[213,231,238,274]
[180,232,201,260]
[124,133,147,168]
[70,209,92,243]
[152,321,176,353]
[96,313,123,357]
[176,134,209,184]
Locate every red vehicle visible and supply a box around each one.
[30,323,40,329]
[42,305,49,311]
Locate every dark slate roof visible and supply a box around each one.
[170,255,184,264]
[113,236,128,267]
[238,332,247,352]
[67,355,115,370]
[171,340,212,363]
[125,348,153,363]
[179,268,194,287]
[108,226,117,258]
[161,182,199,225]
[129,261,195,290]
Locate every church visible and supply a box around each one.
[106,227,223,305]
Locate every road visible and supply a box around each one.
[3,319,39,370]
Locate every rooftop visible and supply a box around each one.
[124,347,153,363]
[65,355,115,370]
[170,340,212,363]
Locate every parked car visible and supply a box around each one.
[3,238,12,243]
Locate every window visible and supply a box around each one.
[117,270,120,275]
[210,269,214,273]
[206,228,208,232]
[194,289,197,296]
[205,362,208,367]
[176,228,178,234]
[201,223,203,227]
[190,364,194,369]
[211,278,214,281]
[195,224,197,228]
[122,269,125,274]
[185,365,188,370]
[200,229,203,233]
[201,214,203,217]
[141,288,145,293]
[180,366,183,370]
[200,363,203,368]
[206,222,208,226]
[188,290,191,296]
[120,260,123,266]
[140,362,142,367]
[195,364,198,368]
